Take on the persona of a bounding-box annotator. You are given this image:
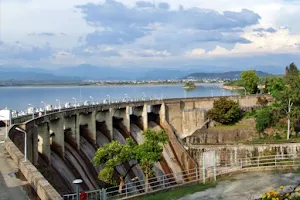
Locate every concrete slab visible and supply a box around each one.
[0,144,30,200]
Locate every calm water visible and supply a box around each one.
[0,84,236,110]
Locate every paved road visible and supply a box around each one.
[0,143,29,200]
[180,171,300,200]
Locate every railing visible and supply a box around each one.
[62,154,300,200]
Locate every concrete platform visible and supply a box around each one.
[0,143,29,200]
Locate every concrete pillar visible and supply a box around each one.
[107,108,114,140]
[75,114,80,150]
[159,103,166,124]
[37,122,51,164]
[123,106,131,133]
[79,111,97,144]
[49,116,64,158]
[90,111,96,143]
[142,104,148,130]
[25,122,39,165]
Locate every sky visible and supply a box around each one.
[1,0,300,72]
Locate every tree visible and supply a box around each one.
[241,70,259,94]
[135,129,168,193]
[207,98,241,125]
[256,107,271,133]
[264,76,284,97]
[93,138,137,193]
[280,63,300,139]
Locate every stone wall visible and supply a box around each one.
[188,143,300,167]
[186,118,257,144]
[165,95,272,139]
[4,138,62,200]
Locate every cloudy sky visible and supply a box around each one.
[1,0,300,72]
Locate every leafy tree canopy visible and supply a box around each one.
[241,70,259,94]
[93,138,137,185]
[265,76,285,97]
[208,98,241,125]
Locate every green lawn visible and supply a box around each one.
[137,182,216,200]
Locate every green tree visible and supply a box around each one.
[207,98,241,124]
[256,107,271,133]
[241,70,259,94]
[93,138,137,193]
[135,129,168,193]
[265,76,285,97]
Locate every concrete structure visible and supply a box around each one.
[5,94,268,199]
[10,95,266,166]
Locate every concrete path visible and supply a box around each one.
[0,143,29,200]
[180,171,300,200]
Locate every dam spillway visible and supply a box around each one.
[8,95,266,197]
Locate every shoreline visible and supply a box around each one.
[0,83,224,88]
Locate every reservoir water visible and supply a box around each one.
[0,83,236,110]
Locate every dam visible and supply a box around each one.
[6,95,270,199]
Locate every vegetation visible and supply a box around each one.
[261,186,300,200]
[256,107,272,133]
[135,129,168,192]
[183,81,196,89]
[240,70,259,94]
[207,98,241,125]
[93,138,137,193]
[93,129,168,193]
[137,182,216,200]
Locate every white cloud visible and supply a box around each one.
[0,0,300,70]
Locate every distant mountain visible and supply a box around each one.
[0,64,276,82]
[0,65,80,81]
[184,71,272,79]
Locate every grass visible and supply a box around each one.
[248,137,300,144]
[136,182,216,200]
[209,123,252,130]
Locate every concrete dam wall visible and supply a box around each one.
[188,143,300,167]
[7,95,268,197]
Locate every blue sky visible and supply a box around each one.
[1,0,300,72]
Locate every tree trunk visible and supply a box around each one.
[118,176,125,194]
[287,99,293,140]
[145,164,149,193]
[287,117,291,140]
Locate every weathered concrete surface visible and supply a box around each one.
[0,144,29,200]
[189,143,300,167]
[186,118,256,144]
[180,171,300,200]
[4,138,62,200]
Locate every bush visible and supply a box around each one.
[275,133,282,140]
[256,107,271,133]
[207,98,241,125]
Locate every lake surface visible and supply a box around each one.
[0,84,236,110]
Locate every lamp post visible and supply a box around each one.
[142,92,146,100]
[107,95,110,105]
[124,94,128,102]
[211,90,214,97]
[56,99,61,111]
[73,179,83,200]
[89,96,94,105]
[72,97,77,108]
[15,127,27,161]
[28,104,34,119]
[41,101,46,115]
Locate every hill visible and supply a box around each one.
[184,71,272,79]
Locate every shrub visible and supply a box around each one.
[207,98,241,125]
[256,107,272,133]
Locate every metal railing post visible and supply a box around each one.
[257,157,260,167]
[163,175,165,188]
[196,168,199,182]
[275,155,277,166]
